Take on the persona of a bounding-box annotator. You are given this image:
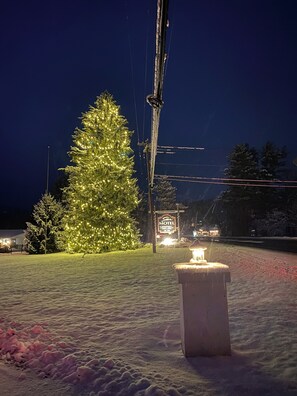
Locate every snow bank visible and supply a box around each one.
[0,318,167,395]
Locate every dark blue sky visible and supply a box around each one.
[1,0,297,209]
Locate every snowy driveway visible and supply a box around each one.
[0,245,296,395]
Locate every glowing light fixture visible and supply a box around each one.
[189,240,207,264]
[161,237,175,246]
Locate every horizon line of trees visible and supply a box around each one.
[221,142,297,236]
[182,142,297,237]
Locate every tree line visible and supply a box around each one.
[220,142,297,236]
[181,143,297,237]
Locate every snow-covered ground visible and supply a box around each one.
[0,243,296,395]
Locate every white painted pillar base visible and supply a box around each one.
[174,263,231,357]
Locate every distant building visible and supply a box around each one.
[0,229,26,248]
[193,226,220,237]
[209,226,220,237]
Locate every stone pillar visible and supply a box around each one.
[174,263,231,357]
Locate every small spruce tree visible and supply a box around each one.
[154,178,176,210]
[63,92,139,253]
[25,193,65,254]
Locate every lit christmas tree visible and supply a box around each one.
[63,92,139,253]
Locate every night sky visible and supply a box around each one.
[1,0,297,212]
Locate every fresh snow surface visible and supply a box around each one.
[0,244,296,396]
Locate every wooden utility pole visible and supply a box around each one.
[176,203,181,241]
[144,143,157,253]
[143,0,169,253]
[147,0,169,185]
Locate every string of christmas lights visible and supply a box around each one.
[63,93,139,253]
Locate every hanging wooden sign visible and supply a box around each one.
[157,214,177,234]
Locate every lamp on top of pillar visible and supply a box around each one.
[189,239,207,264]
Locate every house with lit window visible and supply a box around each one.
[0,229,26,250]
[193,225,220,237]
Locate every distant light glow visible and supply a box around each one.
[0,239,10,246]
[160,237,176,246]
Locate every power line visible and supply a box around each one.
[155,173,297,184]
[125,18,140,141]
[156,162,225,168]
[164,0,174,78]
[142,7,151,142]
[125,3,144,173]
[158,177,297,188]
[155,174,297,188]
[158,145,205,150]
[155,144,205,156]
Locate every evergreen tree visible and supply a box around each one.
[225,143,259,181]
[50,172,69,202]
[25,193,65,254]
[154,178,176,210]
[132,191,149,242]
[221,142,289,236]
[257,142,287,214]
[63,92,139,253]
[287,198,297,236]
[279,167,297,236]
[260,141,287,180]
[222,143,259,235]
[254,210,288,236]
